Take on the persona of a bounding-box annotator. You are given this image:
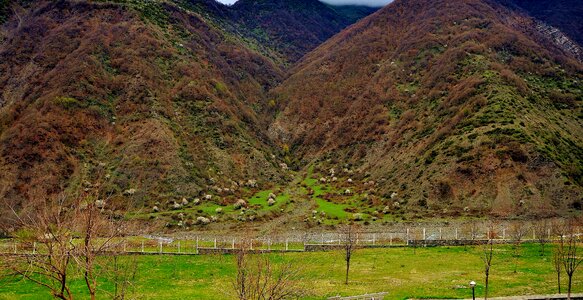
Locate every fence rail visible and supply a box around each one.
[0,224,580,256]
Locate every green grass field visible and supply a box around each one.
[0,243,581,299]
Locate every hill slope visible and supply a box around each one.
[270,0,583,217]
[231,0,378,63]
[499,0,583,47]
[0,0,287,218]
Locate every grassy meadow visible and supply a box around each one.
[0,243,581,299]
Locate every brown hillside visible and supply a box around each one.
[0,0,286,220]
[270,0,583,217]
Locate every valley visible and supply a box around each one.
[0,0,582,298]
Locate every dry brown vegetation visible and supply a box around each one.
[0,0,287,218]
[270,0,583,216]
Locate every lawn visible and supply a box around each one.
[0,243,580,299]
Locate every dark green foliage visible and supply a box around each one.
[0,0,10,24]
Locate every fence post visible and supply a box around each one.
[214,238,217,249]
[159,242,162,254]
[532,228,536,240]
[268,239,271,251]
[373,233,376,245]
[141,241,144,253]
[455,228,458,240]
[547,228,551,240]
[439,228,442,240]
[423,228,426,241]
[390,233,393,246]
[123,241,127,253]
[502,229,506,240]
[321,233,324,244]
[178,241,181,254]
[406,228,410,245]
[232,238,235,250]
[250,239,253,250]
[285,239,289,251]
[196,237,199,254]
[33,242,36,255]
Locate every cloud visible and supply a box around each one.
[215,0,392,7]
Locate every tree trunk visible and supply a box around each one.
[557,271,561,294]
[484,271,489,300]
[567,274,572,300]
[345,259,350,285]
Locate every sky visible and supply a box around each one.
[216,0,392,7]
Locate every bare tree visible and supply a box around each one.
[73,187,124,300]
[553,238,563,294]
[232,245,305,300]
[533,220,550,256]
[481,239,494,300]
[1,169,131,300]
[509,221,529,273]
[561,223,582,299]
[551,219,569,294]
[2,195,77,300]
[109,255,139,300]
[339,224,359,285]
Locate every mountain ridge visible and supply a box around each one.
[270,0,583,216]
[0,0,581,230]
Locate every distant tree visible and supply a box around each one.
[560,222,582,300]
[509,221,529,273]
[553,239,563,294]
[339,223,360,285]
[551,219,568,294]
[533,219,550,256]
[232,243,305,300]
[109,255,138,300]
[481,239,494,300]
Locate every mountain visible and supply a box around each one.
[0,0,287,219]
[231,0,378,63]
[270,0,583,217]
[328,4,380,24]
[1,0,581,229]
[499,0,583,47]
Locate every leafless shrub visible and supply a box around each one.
[232,244,307,300]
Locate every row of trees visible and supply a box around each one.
[480,220,582,300]
[1,195,581,300]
